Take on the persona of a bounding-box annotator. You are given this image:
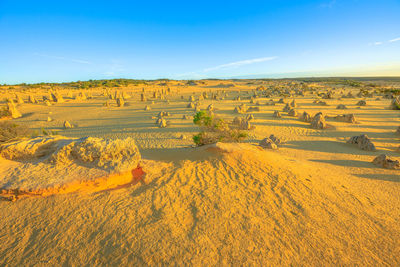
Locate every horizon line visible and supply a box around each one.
[2,75,400,86]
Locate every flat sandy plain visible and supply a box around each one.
[0,79,399,265]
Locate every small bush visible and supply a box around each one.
[0,106,10,118]
[391,97,400,110]
[0,121,32,143]
[192,111,248,146]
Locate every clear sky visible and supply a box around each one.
[0,0,399,84]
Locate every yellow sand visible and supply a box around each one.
[0,144,399,265]
[0,80,399,265]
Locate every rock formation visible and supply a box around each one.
[273,111,282,118]
[347,134,376,151]
[6,102,22,119]
[372,154,399,169]
[310,113,327,129]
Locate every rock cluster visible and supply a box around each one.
[234,104,248,114]
[259,134,281,150]
[232,117,252,130]
[334,114,356,123]
[28,95,38,104]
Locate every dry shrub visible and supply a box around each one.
[0,121,32,143]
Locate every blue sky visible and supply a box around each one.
[0,0,399,84]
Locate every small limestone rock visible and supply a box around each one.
[356,100,366,106]
[247,106,260,112]
[116,98,125,107]
[310,113,327,129]
[246,114,254,121]
[76,92,87,101]
[372,154,399,169]
[347,134,376,151]
[273,111,282,118]
[335,114,356,123]
[16,94,24,104]
[28,95,38,104]
[300,111,311,122]
[187,102,195,109]
[288,108,297,117]
[7,102,22,119]
[158,118,167,128]
[52,92,65,103]
[269,134,281,145]
[64,121,74,129]
[259,138,278,150]
[283,103,291,112]
[232,117,252,130]
[234,104,247,114]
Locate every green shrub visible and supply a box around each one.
[192,111,248,146]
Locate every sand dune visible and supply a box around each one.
[0,79,399,265]
[0,143,399,265]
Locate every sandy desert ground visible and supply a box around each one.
[0,78,399,265]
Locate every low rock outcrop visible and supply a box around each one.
[347,134,376,151]
[372,154,399,169]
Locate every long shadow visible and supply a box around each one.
[352,112,400,119]
[21,112,35,118]
[255,120,312,129]
[141,146,218,162]
[309,130,399,140]
[353,173,400,183]
[311,159,376,169]
[284,140,379,156]
[61,124,198,134]
[352,124,400,130]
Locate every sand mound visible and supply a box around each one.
[1,142,398,265]
[0,136,141,197]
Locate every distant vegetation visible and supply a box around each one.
[2,79,148,89]
[2,77,399,91]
